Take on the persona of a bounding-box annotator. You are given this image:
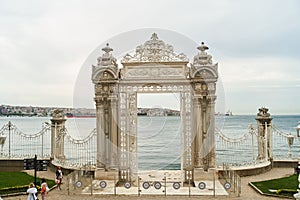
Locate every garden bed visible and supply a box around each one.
[0,172,55,196]
[250,174,298,198]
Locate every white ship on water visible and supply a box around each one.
[225,110,233,116]
[215,110,233,116]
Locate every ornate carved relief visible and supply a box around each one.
[195,69,214,78]
[191,66,218,79]
[182,91,192,169]
[207,83,215,91]
[121,33,188,63]
[95,84,117,96]
[124,67,184,78]
[128,93,137,178]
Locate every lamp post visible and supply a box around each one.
[298,122,300,159]
[287,133,294,158]
[293,122,300,200]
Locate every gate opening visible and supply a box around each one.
[137,93,181,170]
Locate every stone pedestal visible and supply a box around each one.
[194,168,216,181]
[256,107,272,161]
[95,168,119,180]
[50,109,66,161]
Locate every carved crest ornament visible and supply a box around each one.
[121,33,189,63]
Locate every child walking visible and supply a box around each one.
[40,178,48,200]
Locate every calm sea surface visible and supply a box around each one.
[0,115,299,170]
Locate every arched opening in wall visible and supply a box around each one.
[137,93,181,171]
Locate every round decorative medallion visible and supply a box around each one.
[198,182,206,190]
[142,182,150,189]
[124,182,131,189]
[99,181,107,188]
[173,182,180,190]
[154,181,162,190]
[76,181,82,188]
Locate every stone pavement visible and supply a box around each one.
[2,167,295,200]
[82,170,228,196]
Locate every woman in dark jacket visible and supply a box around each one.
[55,166,63,190]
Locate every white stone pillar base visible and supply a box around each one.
[95,168,119,180]
[194,168,215,181]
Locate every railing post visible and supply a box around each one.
[90,175,93,196]
[67,175,70,195]
[213,168,215,197]
[8,121,11,158]
[114,175,116,196]
[137,176,140,196]
[188,176,191,197]
[249,124,255,163]
[42,124,44,158]
[34,154,37,186]
[164,176,166,196]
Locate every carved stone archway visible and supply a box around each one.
[92,33,218,184]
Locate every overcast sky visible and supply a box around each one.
[1,0,300,114]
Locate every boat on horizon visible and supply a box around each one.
[65,113,96,118]
[225,110,233,116]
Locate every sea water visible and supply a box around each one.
[0,115,299,170]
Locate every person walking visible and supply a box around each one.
[27,183,37,200]
[55,166,63,190]
[40,178,48,200]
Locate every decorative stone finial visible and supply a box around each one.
[97,43,117,67]
[193,41,212,66]
[151,33,158,40]
[197,42,209,53]
[102,43,113,54]
[52,109,65,119]
[257,107,271,118]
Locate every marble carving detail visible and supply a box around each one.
[121,33,188,63]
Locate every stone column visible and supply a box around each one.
[50,123,55,159]
[201,96,210,171]
[256,107,272,161]
[110,98,118,169]
[96,99,106,168]
[128,93,137,183]
[50,109,66,161]
[193,94,216,181]
[104,106,109,166]
[206,96,216,168]
[193,97,202,168]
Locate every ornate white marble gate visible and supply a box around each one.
[92,33,218,184]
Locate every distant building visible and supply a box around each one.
[137,107,180,116]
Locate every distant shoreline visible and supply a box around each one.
[0,114,299,118]
[1,104,299,117]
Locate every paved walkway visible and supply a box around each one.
[2,167,295,200]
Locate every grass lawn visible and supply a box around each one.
[0,172,55,195]
[251,174,298,198]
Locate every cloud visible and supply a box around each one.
[0,0,299,114]
[220,57,300,83]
